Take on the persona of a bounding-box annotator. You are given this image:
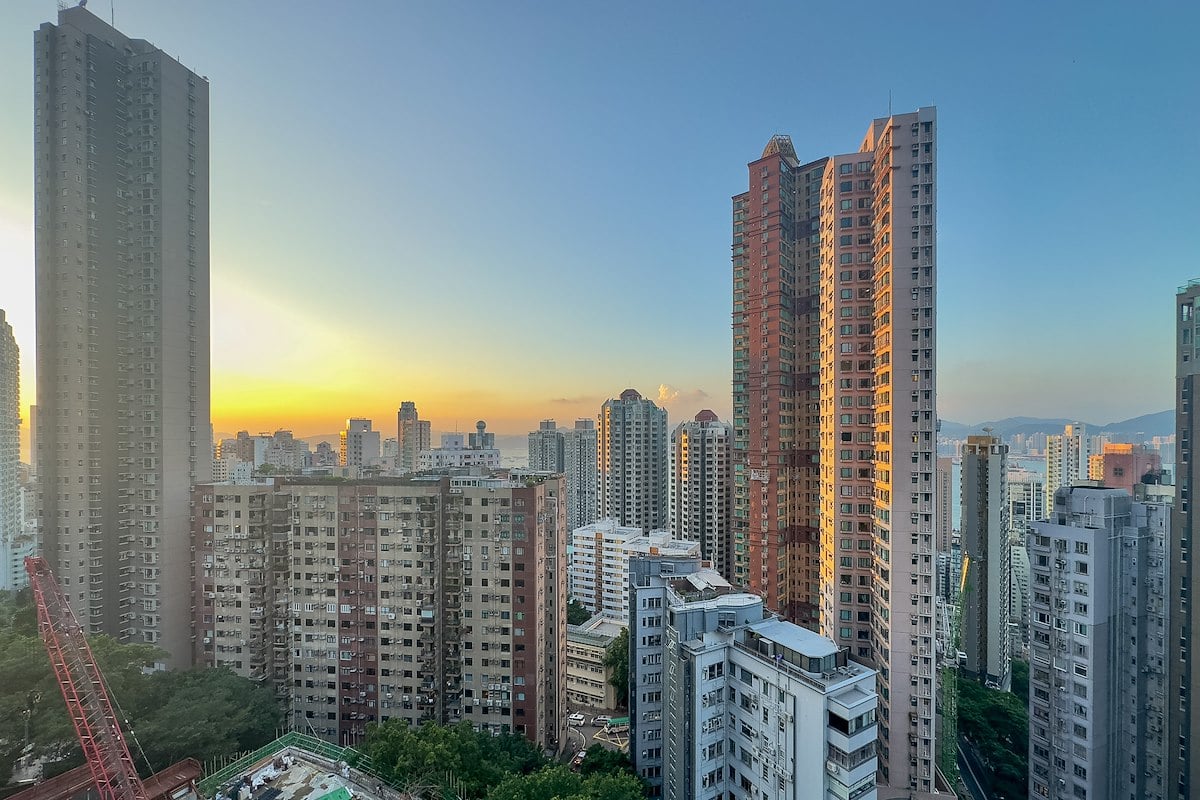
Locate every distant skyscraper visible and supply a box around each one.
[34,6,210,662]
[340,418,381,466]
[598,389,667,531]
[936,457,954,554]
[1045,423,1090,509]
[528,419,563,472]
[1028,487,1169,800]
[396,401,430,474]
[669,410,732,575]
[959,435,1011,691]
[0,311,20,592]
[562,419,598,532]
[1170,282,1200,799]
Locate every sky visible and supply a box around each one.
[1,1,1196,451]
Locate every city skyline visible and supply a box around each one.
[2,1,1195,453]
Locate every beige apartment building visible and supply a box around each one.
[193,472,566,749]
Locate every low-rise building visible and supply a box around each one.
[570,519,701,619]
[565,613,623,710]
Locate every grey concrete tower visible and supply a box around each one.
[960,434,1011,691]
[598,389,667,532]
[34,5,210,664]
[1170,282,1200,799]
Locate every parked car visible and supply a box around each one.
[591,715,611,727]
[567,712,586,726]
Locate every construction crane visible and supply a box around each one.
[24,556,150,800]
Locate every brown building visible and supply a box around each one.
[734,108,940,794]
[192,472,566,750]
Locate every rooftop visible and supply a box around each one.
[746,618,839,660]
[202,734,403,800]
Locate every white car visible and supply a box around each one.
[591,715,611,727]
[567,712,586,726]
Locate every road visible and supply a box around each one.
[957,739,990,800]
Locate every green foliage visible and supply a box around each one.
[958,671,1028,800]
[0,590,283,784]
[576,745,632,778]
[361,720,546,798]
[485,765,642,800]
[1011,660,1029,704]
[602,628,628,709]
[567,600,591,626]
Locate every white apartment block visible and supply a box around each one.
[960,435,1011,691]
[669,410,732,577]
[629,555,879,800]
[418,431,501,470]
[1045,424,1091,512]
[569,518,699,620]
[1028,487,1169,800]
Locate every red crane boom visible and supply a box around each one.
[25,556,149,800]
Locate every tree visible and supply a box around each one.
[361,720,547,798]
[1011,659,1029,704]
[576,745,632,778]
[567,600,591,626]
[602,628,628,709]
[580,771,643,800]
[958,673,1028,800]
[487,765,582,800]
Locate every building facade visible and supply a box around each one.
[1045,424,1091,511]
[417,428,501,470]
[669,410,732,576]
[34,6,210,663]
[1088,442,1162,495]
[959,435,1011,691]
[1027,487,1169,800]
[395,401,431,474]
[569,519,700,620]
[563,419,598,533]
[1171,282,1200,799]
[0,311,21,592]
[565,613,622,710]
[628,555,879,800]
[193,472,566,749]
[527,419,563,472]
[340,418,381,467]
[598,389,668,532]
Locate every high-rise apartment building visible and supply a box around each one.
[1028,487,1169,800]
[193,472,566,749]
[563,419,598,533]
[528,418,598,534]
[669,410,732,575]
[34,6,210,662]
[569,519,699,619]
[734,108,939,791]
[598,389,667,531]
[935,457,953,554]
[395,401,431,474]
[1170,281,1200,799]
[340,418,380,467]
[960,435,1011,691]
[527,419,563,472]
[1045,424,1090,510]
[628,554,879,800]
[0,311,20,592]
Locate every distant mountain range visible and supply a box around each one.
[940,410,1173,440]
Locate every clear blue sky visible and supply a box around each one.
[1,0,1195,439]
